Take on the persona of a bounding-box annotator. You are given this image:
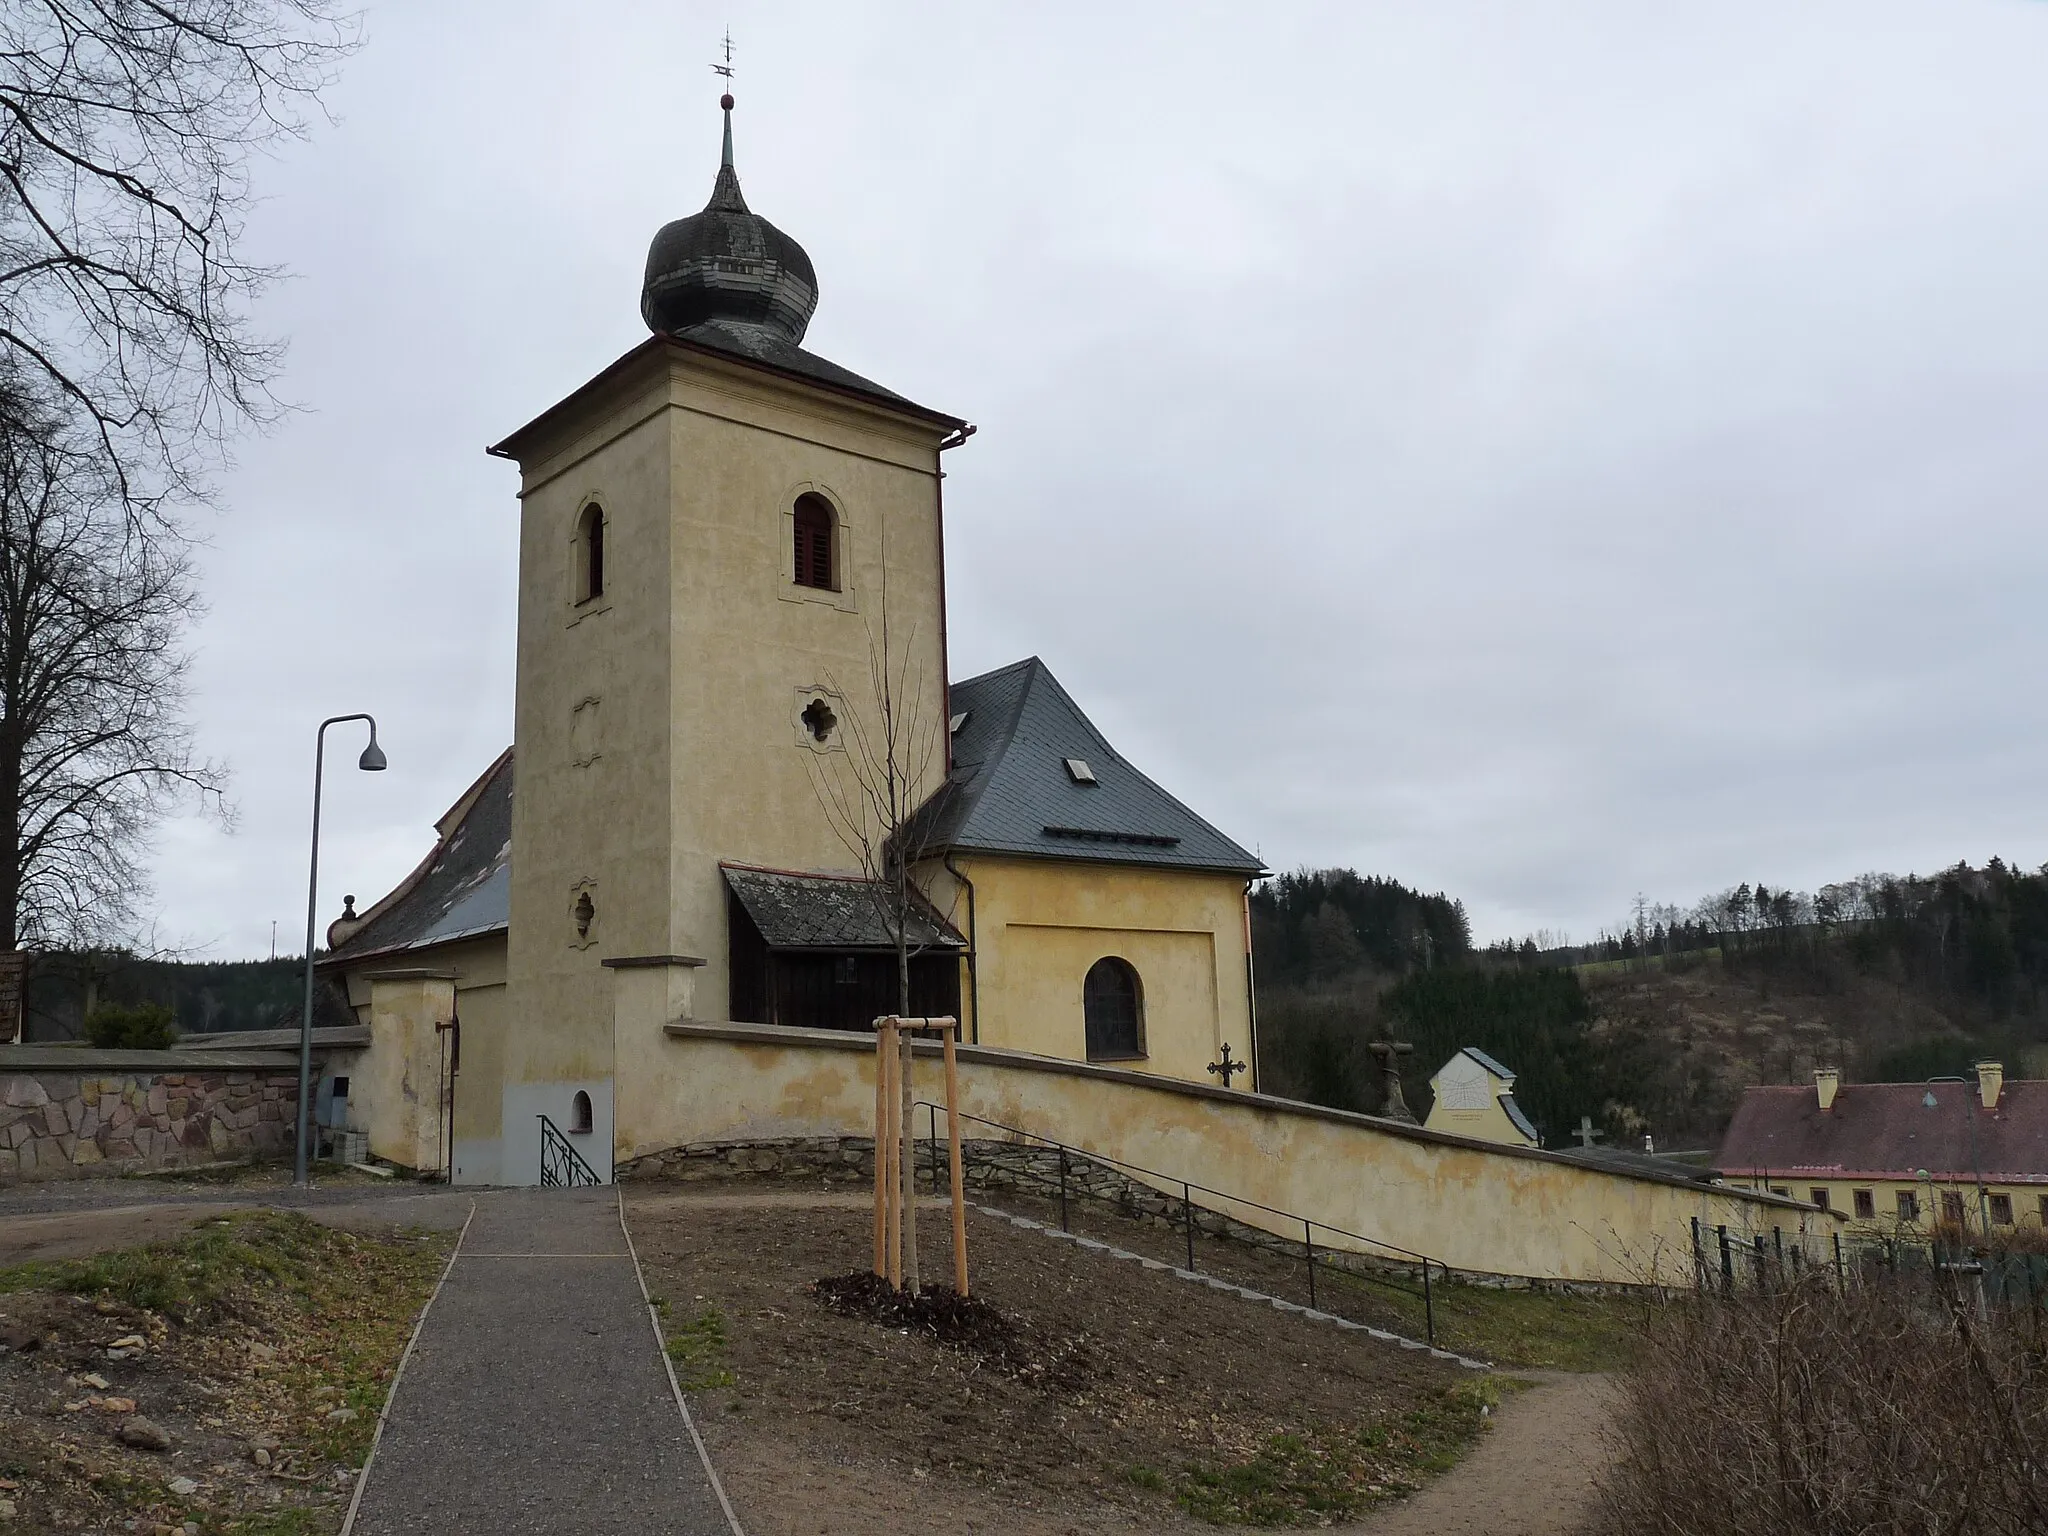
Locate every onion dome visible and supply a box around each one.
[640,95,819,344]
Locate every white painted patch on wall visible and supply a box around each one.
[499,1079,615,1187]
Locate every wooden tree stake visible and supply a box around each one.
[943,1024,969,1296]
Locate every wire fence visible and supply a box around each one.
[1691,1216,2048,1314]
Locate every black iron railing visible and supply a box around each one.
[538,1112,604,1188]
[915,1101,1445,1347]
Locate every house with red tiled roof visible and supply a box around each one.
[1715,1063,2048,1235]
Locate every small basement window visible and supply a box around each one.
[1853,1189,1875,1219]
[1063,757,1097,785]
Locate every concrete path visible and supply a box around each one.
[1339,1371,1618,1535]
[346,1188,735,1536]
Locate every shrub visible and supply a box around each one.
[1590,1270,2048,1535]
[82,1001,177,1050]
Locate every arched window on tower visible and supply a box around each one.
[576,502,605,603]
[1083,957,1144,1060]
[793,493,835,591]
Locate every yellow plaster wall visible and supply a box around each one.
[361,973,455,1173]
[1730,1174,2048,1236]
[943,855,1255,1089]
[336,938,506,1164]
[501,343,953,1111]
[622,1021,1825,1284]
[1425,1097,1534,1147]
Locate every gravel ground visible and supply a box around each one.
[626,1182,1474,1535]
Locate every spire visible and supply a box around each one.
[638,63,818,344]
[706,91,747,213]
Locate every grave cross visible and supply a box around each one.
[1574,1116,1605,1149]
[1206,1042,1247,1088]
[1369,1037,1416,1125]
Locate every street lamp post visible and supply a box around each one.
[296,714,387,1186]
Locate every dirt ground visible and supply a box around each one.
[0,1210,451,1534]
[1344,1372,1616,1535]
[626,1182,1497,1534]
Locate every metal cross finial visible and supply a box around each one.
[1207,1042,1247,1088]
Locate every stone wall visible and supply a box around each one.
[0,1069,299,1181]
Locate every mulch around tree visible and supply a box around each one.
[627,1183,1488,1532]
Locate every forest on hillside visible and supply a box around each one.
[1252,859,2048,1149]
[21,953,314,1042]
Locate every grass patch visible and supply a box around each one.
[658,1301,737,1391]
[0,1210,324,1320]
[1176,1377,1506,1525]
[1308,1266,1644,1371]
[0,1211,450,1533]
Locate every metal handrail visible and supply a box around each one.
[915,1099,1442,1345]
[538,1112,603,1188]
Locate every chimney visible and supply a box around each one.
[1978,1061,2004,1111]
[1814,1068,1840,1113]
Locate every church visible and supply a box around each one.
[320,94,1265,1184]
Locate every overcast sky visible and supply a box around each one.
[147,0,2048,959]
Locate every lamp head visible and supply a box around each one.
[358,737,387,772]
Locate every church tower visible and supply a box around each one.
[483,93,968,1181]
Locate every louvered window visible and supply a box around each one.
[793,494,835,590]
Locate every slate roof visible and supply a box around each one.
[324,750,513,966]
[1555,1144,1719,1184]
[185,1025,371,1052]
[1459,1047,1518,1082]
[1499,1094,1541,1144]
[909,658,1264,876]
[1716,1080,2048,1185]
[664,324,947,419]
[723,864,965,951]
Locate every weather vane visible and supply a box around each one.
[711,27,735,96]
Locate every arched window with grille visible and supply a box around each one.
[793,493,835,591]
[575,502,605,603]
[1083,957,1144,1060]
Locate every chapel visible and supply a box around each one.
[319,94,1265,1183]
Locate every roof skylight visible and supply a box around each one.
[1063,757,1097,785]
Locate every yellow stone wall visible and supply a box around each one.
[499,341,954,1133]
[618,1020,1828,1284]
[927,854,1256,1089]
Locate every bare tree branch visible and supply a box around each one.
[0,371,226,950]
[0,0,358,518]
